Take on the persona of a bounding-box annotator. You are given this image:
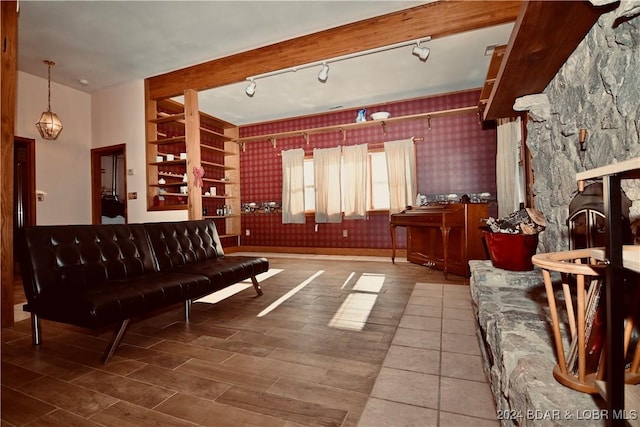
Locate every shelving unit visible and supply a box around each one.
[233,106,477,147]
[576,157,640,424]
[145,90,240,241]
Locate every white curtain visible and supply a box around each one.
[384,138,416,214]
[496,117,522,217]
[342,144,368,219]
[314,146,342,223]
[281,148,306,224]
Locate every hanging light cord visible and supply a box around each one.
[45,60,53,112]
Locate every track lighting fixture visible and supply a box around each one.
[412,43,430,61]
[318,62,329,83]
[244,36,431,96]
[245,79,256,97]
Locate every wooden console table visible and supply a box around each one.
[390,203,487,277]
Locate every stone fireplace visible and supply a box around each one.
[524,7,640,254]
[470,5,640,425]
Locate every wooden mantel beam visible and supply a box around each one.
[146,1,521,100]
[483,0,618,121]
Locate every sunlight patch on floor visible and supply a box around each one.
[341,272,356,290]
[257,270,324,318]
[329,292,378,331]
[352,273,385,293]
[196,269,283,304]
[329,272,386,331]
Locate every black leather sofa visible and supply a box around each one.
[17,219,268,363]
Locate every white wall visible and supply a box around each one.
[91,80,187,223]
[16,71,92,225]
[16,73,187,225]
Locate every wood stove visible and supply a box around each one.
[567,182,632,250]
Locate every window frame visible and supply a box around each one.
[302,147,400,215]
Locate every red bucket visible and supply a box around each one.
[483,231,539,271]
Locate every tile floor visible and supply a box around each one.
[6,253,499,426]
[357,280,499,426]
[235,253,499,425]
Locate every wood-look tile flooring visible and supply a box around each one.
[2,254,498,426]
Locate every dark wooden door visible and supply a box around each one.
[13,137,36,263]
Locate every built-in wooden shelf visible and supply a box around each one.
[149,113,185,124]
[202,177,236,185]
[201,143,236,156]
[148,204,187,211]
[235,106,478,145]
[202,195,237,200]
[202,160,235,170]
[148,136,186,145]
[146,92,241,240]
[203,215,240,220]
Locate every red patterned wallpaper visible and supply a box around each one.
[238,89,496,249]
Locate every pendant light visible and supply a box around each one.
[35,60,63,140]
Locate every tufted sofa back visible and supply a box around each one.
[144,220,224,271]
[19,223,157,306]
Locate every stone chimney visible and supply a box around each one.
[524,7,640,253]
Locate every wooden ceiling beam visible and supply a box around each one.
[478,44,506,116]
[146,1,521,100]
[483,0,618,121]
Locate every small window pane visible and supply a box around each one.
[369,152,389,210]
[304,159,315,211]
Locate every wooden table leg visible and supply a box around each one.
[390,224,397,264]
[441,225,450,278]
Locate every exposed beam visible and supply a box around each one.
[483,0,618,121]
[147,1,521,100]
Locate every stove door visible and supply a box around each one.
[568,209,605,250]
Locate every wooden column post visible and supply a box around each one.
[1,0,18,328]
[184,89,202,220]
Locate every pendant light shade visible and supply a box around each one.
[36,60,63,140]
[36,111,63,140]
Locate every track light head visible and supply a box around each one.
[412,43,430,61]
[318,63,329,83]
[245,79,256,97]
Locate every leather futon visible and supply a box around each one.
[17,219,268,363]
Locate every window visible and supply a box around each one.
[303,150,391,213]
[304,158,315,212]
[368,151,390,210]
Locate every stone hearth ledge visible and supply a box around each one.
[469,260,604,426]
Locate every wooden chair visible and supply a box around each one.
[532,248,640,394]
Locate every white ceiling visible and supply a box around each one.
[18,1,514,125]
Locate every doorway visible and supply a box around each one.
[13,137,36,306]
[91,144,127,224]
[14,137,36,234]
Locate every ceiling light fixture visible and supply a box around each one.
[412,43,430,61]
[318,62,329,83]
[35,60,63,140]
[244,36,431,96]
[245,79,256,97]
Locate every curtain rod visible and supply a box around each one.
[276,137,423,156]
[236,106,477,150]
